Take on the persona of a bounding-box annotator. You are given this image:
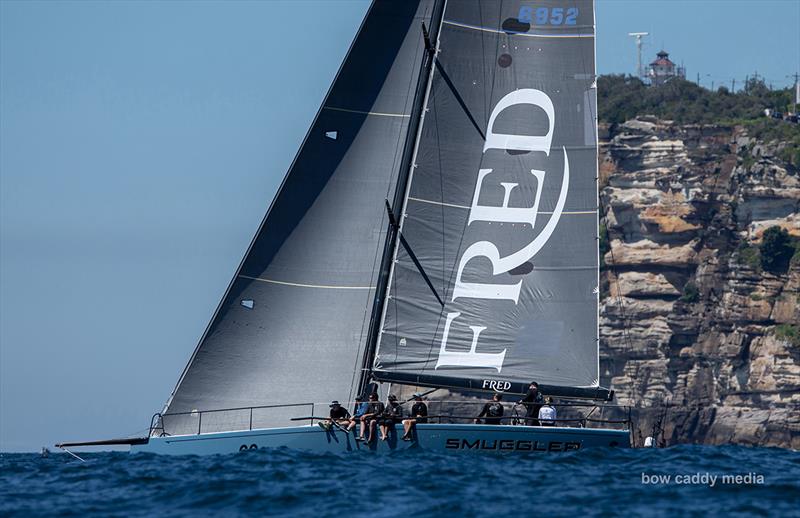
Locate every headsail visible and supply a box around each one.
[162,0,438,434]
[373,0,607,399]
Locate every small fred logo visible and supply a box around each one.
[482,379,511,391]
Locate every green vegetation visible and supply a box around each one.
[598,75,800,167]
[736,227,800,274]
[680,282,699,303]
[773,324,800,348]
[759,226,797,274]
[599,223,610,269]
[749,293,764,301]
[599,75,796,125]
[736,242,761,271]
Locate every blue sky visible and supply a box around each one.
[1,0,798,452]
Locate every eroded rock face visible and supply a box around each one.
[599,118,800,449]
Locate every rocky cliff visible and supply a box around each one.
[599,117,800,449]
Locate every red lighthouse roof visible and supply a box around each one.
[650,50,675,67]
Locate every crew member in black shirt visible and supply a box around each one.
[402,392,428,441]
[320,400,350,431]
[475,393,504,425]
[519,381,544,426]
[379,394,403,441]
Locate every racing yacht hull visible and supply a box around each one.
[132,423,630,455]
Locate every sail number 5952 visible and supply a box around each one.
[518,6,578,26]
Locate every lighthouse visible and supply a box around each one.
[648,50,686,86]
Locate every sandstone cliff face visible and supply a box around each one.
[599,117,800,449]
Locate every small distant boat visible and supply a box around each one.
[58,0,631,456]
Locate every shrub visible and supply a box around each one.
[774,324,800,348]
[680,282,700,303]
[599,224,610,269]
[759,226,796,273]
[737,243,761,271]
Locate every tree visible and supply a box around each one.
[759,226,796,273]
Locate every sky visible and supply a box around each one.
[1,0,798,452]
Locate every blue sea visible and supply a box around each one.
[1,445,798,517]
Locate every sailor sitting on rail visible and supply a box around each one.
[402,392,428,441]
[357,392,384,442]
[346,395,369,433]
[538,397,557,426]
[379,394,403,441]
[320,401,350,431]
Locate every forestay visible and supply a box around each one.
[373,0,605,398]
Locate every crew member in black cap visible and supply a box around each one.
[320,400,350,431]
[402,392,428,441]
[519,381,543,426]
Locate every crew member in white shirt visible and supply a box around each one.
[538,396,557,426]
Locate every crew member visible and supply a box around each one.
[357,392,384,442]
[538,396,557,426]
[379,394,403,441]
[320,400,350,431]
[475,393,504,425]
[346,395,369,434]
[519,381,543,426]
[402,392,428,441]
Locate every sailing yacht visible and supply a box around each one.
[58,0,631,455]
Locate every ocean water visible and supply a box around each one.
[1,445,798,517]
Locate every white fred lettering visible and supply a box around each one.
[435,88,569,372]
[452,241,522,302]
[483,89,554,154]
[435,312,506,372]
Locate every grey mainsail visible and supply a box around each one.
[373,0,607,398]
[161,0,438,434]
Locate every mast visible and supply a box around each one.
[357,0,446,397]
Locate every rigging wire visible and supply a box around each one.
[417,0,505,378]
[349,1,439,402]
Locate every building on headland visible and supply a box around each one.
[648,50,685,86]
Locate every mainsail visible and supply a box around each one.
[162,0,439,434]
[373,0,607,399]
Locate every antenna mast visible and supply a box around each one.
[628,32,649,80]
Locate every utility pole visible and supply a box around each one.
[628,32,649,80]
[731,78,735,92]
[787,73,799,105]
